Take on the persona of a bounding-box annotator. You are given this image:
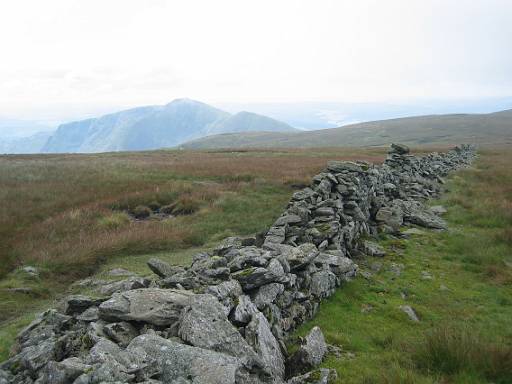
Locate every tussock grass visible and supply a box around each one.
[97,212,131,230]
[414,326,512,383]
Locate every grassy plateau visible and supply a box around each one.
[1,146,510,384]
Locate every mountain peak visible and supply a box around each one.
[40,100,295,153]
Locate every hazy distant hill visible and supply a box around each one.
[0,131,53,154]
[180,109,512,149]
[42,99,296,153]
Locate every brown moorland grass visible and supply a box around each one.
[0,147,386,281]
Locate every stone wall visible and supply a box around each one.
[0,144,476,384]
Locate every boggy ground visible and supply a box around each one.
[292,148,512,383]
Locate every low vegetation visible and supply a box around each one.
[0,147,385,356]
[292,147,512,383]
[2,146,510,382]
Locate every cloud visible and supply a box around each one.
[0,0,511,120]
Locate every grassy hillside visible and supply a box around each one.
[1,145,511,383]
[292,148,512,383]
[0,147,385,328]
[181,110,512,149]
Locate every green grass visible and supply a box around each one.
[291,150,512,383]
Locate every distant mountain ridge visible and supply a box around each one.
[41,99,296,153]
[180,109,512,149]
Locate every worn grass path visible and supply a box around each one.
[292,150,512,383]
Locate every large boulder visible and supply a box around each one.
[127,334,252,384]
[98,288,193,326]
[245,312,286,379]
[178,294,262,369]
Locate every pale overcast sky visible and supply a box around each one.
[1,0,511,121]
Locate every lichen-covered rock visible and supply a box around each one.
[310,270,337,298]
[98,288,193,326]
[287,326,327,376]
[362,240,386,257]
[99,276,151,296]
[232,295,259,324]
[245,312,286,379]
[178,294,262,369]
[103,321,138,347]
[253,283,285,310]
[36,357,91,384]
[147,257,184,278]
[233,266,287,290]
[128,334,249,384]
[206,279,243,315]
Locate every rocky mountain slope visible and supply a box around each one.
[180,109,512,149]
[41,99,296,153]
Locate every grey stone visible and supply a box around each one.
[315,253,356,277]
[252,283,285,310]
[206,279,243,315]
[264,226,286,245]
[399,305,420,322]
[76,306,99,322]
[232,266,287,290]
[98,288,194,326]
[245,312,285,379]
[147,257,184,278]
[63,295,103,316]
[232,295,259,324]
[21,266,39,277]
[99,276,151,296]
[327,161,364,173]
[228,249,269,272]
[267,243,319,271]
[402,228,425,236]
[430,205,447,215]
[178,294,262,369]
[362,240,386,257]
[213,236,243,255]
[20,339,57,375]
[287,326,327,376]
[104,321,139,347]
[310,270,337,298]
[128,334,245,384]
[37,357,91,384]
[389,143,410,155]
[274,214,303,226]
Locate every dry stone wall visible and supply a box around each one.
[0,144,476,384]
